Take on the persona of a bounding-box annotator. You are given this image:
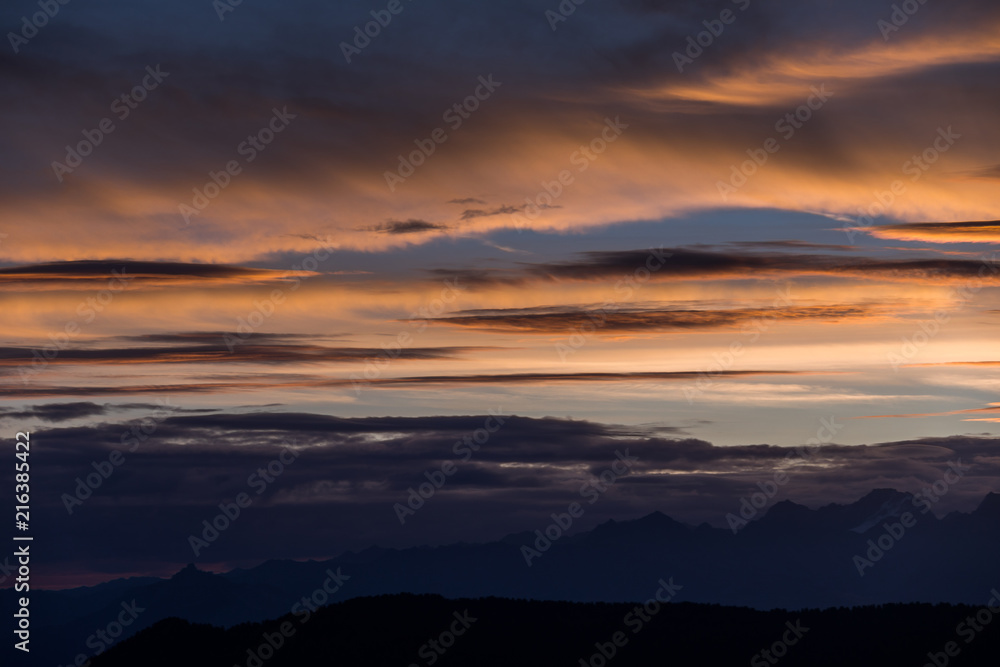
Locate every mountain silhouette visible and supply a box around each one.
[6,489,998,665]
[88,594,1000,667]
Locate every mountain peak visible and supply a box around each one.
[584,511,689,544]
[636,510,679,525]
[975,491,1000,516]
[741,499,815,534]
[170,563,213,582]
[857,488,910,504]
[848,489,915,533]
[763,499,811,517]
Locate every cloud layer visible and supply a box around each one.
[13,409,998,581]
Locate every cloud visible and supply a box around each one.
[482,240,531,254]
[115,332,333,345]
[0,0,999,264]
[868,220,1000,244]
[428,304,877,333]
[0,370,805,398]
[0,341,487,367]
[459,205,527,220]
[963,164,1000,179]
[344,370,806,386]
[0,261,320,289]
[905,360,1000,367]
[0,401,209,422]
[427,247,1000,288]
[18,410,1000,575]
[0,401,109,422]
[368,220,449,235]
[727,240,860,252]
[856,402,1000,420]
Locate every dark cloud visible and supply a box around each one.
[0,401,210,422]
[347,370,804,386]
[369,220,449,234]
[0,343,486,367]
[116,332,328,344]
[964,165,1000,179]
[0,370,802,398]
[727,240,860,252]
[0,260,314,286]
[11,411,999,578]
[1,0,998,218]
[426,247,1000,288]
[0,401,108,422]
[459,205,525,220]
[428,304,875,333]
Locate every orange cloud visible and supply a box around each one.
[856,403,1000,420]
[630,30,1000,108]
[869,221,1000,244]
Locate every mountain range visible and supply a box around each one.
[89,595,1000,667]
[8,489,999,666]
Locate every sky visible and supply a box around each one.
[1,0,999,587]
